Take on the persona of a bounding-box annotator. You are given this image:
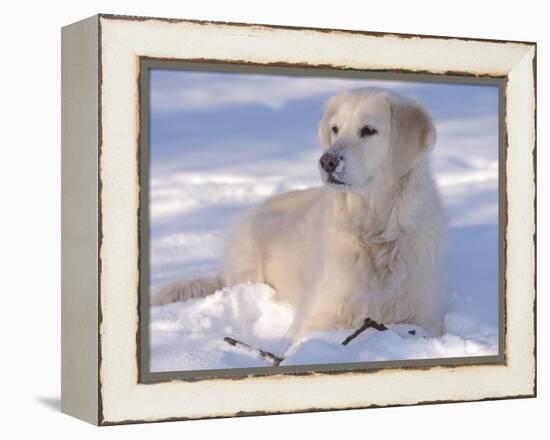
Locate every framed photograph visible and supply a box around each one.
[61,14,536,425]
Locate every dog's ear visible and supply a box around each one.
[389,97,436,177]
[318,96,338,149]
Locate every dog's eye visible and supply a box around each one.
[331,126,339,135]
[359,125,377,137]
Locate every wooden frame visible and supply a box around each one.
[61,14,536,425]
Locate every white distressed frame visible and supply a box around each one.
[62,14,536,425]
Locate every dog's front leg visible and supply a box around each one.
[371,234,445,335]
[286,273,369,344]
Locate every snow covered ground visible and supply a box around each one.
[148,71,500,372]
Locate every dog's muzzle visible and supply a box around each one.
[319,152,343,174]
[319,152,346,185]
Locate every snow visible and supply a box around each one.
[148,73,500,372]
[150,284,497,372]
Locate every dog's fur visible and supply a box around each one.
[152,88,446,341]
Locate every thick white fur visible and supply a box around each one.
[223,88,446,341]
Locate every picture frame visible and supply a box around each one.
[61,13,536,425]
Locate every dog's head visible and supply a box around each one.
[318,88,436,192]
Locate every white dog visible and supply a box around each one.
[153,88,446,341]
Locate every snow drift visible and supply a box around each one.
[150,283,497,372]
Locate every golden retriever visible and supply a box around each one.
[153,88,446,341]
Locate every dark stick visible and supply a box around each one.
[223,336,285,366]
[341,317,388,345]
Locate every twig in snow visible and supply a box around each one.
[223,336,285,366]
[341,317,388,345]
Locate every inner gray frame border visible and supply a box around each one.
[138,58,506,383]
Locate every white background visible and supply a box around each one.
[0,0,546,437]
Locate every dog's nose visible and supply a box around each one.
[319,153,342,173]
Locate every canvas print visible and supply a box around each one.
[144,67,500,374]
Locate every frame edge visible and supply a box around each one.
[97,12,537,46]
[61,14,101,425]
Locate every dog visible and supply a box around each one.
[152,88,446,341]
